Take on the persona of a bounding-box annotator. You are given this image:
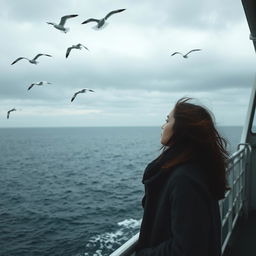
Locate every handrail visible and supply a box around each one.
[220,144,251,253]
[109,233,139,256]
[109,145,252,256]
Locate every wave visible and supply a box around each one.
[83,218,141,256]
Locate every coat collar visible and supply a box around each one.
[142,144,186,185]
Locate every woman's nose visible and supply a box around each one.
[161,123,165,129]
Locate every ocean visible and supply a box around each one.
[0,126,242,256]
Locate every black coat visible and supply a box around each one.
[135,149,222,256]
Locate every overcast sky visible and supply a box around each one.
[0,0,255,127]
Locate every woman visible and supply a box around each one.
[135,97,230,256]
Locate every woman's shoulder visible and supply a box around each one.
[166,162,211,197]
[169,162,203,178]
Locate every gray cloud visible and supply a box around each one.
[0,0,254,127]
[0,0,245,31]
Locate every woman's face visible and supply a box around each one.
[161,110,175,145]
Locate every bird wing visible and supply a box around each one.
[33,54,52,60]
[11,57,27,65]
[59,14,78,26]
[104,9,126,20]
[7,108,16,119]
[88,89,94,92]
[79,44,89,51]
[66,47,73,58]
[186,49,202,56]
[71,92,78,102]
[81,18,99,24]
[28,83,35,90]
[171,52,182,56]
[33,54,43,60]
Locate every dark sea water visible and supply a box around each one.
[0,126,242,256]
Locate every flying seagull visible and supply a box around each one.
[47,14,78,33]
[7,108,16,119]
[66,44,89,58]
[171,49,202,58]
[71,88,95,102]
[11,54,52,65]
[81,9,126,29]
[28,81,51,91]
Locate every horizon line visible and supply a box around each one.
[0,125,244,129]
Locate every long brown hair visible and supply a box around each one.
[162,97,230,200]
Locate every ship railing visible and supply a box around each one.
[109,143,252,256]
[219,143,251,253]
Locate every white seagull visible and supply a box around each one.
[28,81,51,91]
[66,44,89,58]
[47,14,78,33]
[81,9,126,29]
[11,54,52,65]
[71,88,95,102]
[171,49,202,58]
[7,108,16,119]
